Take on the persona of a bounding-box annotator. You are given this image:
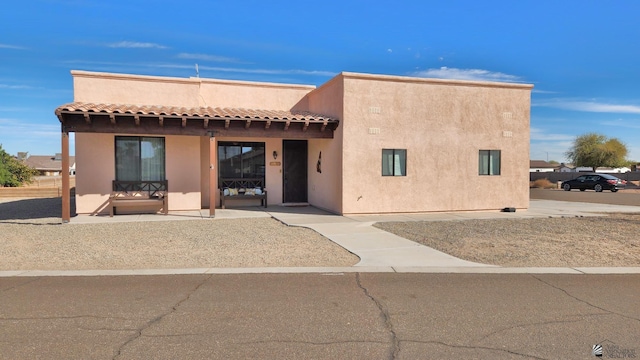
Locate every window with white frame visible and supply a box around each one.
[478,150,501,175]
[115,136,166,181]
[382,149,406,176]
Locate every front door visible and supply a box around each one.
[283,140,307,203]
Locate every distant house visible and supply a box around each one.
[23,153,76,176]
[529,160,556,172]
[594,167,630,173]
[558,163,630,173]
[557,163,575,172]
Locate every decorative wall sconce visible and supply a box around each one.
[272,150,278,159]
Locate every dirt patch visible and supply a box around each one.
[374,213,640,267]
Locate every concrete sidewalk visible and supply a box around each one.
[265,200,640,272]
[3,199,640,277]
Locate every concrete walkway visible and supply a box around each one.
[264,200,640,273]
[4,199,640,276]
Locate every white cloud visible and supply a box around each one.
[529,127,576,162]
[0,84,34,90]
[600,119,640,129]
[157,63,336,77]
[108,41,168,49]
[0,44,27,50]
[530,127,575,141]
[62,59,335,78]
[412,66,522,82]
[534,99,640,114]
[176,53,240,63]
[531,89,557,94]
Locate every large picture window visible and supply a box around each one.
[218,142,265,179]
[479,150,501,175]
[382,149,407,176]
[115,136,166,181]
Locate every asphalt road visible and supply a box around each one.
[530,188,640,206]
[1,273,638,359]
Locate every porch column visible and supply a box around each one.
[61,130,71,223]
[208,134,217,217]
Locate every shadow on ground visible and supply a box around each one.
[0,197,76,222]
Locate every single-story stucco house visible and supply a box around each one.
[21,153,76,176]
[54,70,533,222]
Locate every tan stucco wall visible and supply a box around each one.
[75,133,114,214]
[70,70,532,215]
[305,76,344,214]
[75,133,202,214]
[72,71,314,110]
[338,73,532,214]
[166,135,201,210]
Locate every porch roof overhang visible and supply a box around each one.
[55,102,339,139]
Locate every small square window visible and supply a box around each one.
[479,150,501,175]
[382,149,406,176]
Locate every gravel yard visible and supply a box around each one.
[374,213,640,267]
[3,195,640,270]
[0,198,359,270]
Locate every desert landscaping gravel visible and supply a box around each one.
[0,198,359,270]
[374,213,640,267]
[3,196,640,270]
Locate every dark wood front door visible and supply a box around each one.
[283,140,307,203]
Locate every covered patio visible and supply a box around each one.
[55,102,339,222]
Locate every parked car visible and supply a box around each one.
[561,174,627,192]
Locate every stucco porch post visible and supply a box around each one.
[209,134,217,217]
[61,130,71,223]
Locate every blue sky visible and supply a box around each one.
[1,1,640,162]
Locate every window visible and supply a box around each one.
[115,136,165,181]
[218,142,265,179]
[479,150,501,175]
[382,149,406,176]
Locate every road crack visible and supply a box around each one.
[477,313,611,343]
[531,275,640,323]
[404,340,548,360]
[112,274,212,360]
[0,277,42,293]
[355,273,399,360]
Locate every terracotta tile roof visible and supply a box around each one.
[55,102,338,123]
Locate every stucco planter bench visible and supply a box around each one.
[220,178,267,209]
[109,180,168,217]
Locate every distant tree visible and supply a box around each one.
[0,145,38,187]
[548,160,559,165]
[565,133,628,172]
